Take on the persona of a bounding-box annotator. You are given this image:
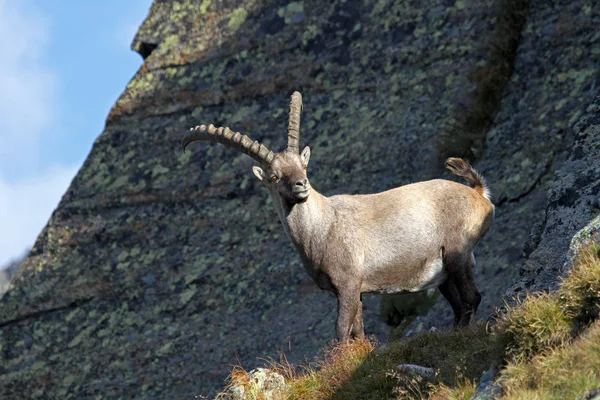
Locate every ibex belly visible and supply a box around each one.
[365,257,447,294]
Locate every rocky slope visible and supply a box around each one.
[0,257,22,298]
[0,0,598,398]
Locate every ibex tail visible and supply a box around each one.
[445,158,491,200]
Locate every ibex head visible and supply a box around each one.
[182,91,312,204]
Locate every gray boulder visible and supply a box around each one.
[226,368,289,400]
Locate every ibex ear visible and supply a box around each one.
[301,146,311,168]
[252,166,266,181]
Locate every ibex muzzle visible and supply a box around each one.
[182,92,494,342]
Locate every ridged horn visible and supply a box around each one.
[287,91,302,153]
[182,124,275,166]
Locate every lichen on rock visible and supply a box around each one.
[226,368,289,400]
[0,0,598,398]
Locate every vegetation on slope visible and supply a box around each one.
[217,241,600,399]
[498,243,600,399]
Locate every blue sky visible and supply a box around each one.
[0,0,153,267]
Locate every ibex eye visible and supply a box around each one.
[271,175,278,182]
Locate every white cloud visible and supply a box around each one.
[0,164,78,267]
[0,1,152,268]
[0,0,74,268]
[0,0,57,170]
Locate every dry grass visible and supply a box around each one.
[289,339,375,400]
[430,379,478,400]
[218,339,375,400]
[559,244,600,326]
[218,325,502,400]
[501,243,600,361]
[495,243,600,399]
[424,241,600,399]
[500,321,600,399]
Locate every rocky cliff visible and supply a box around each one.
[0,0,598,398]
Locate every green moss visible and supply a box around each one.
[151,165,170,177]
[158,341,173,355]
[162,34,180,50]
[109,175,130,191]
[65,309,81,323]
[277,2,304,24]
[68,326,95,349]
[179,285,197,305]
[227,7,248,31]
[200,0,211,14]
[31,361,46,371]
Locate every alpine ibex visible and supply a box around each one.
[182,92,494,342]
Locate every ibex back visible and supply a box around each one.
[182,92,494,342]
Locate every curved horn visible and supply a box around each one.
[182,124,275,166]
[287,91,302,153]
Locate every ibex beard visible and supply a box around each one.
[182,91,494,343]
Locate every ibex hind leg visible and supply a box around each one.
[350,295,365,340]
[460,253,482,325]
[438,279,464,326]
[440,250,481,328]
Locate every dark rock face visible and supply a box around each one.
[0,0,598,398]
[507,93,600,297]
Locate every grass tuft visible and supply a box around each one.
[501,242,600,361]
[559,243,600,327]
[497,242,600,399]
[430,379,478,400]
[289,338,375,400]
[500,321,600,399]
[502,292,572,360]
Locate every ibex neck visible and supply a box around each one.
[273,189,333,262]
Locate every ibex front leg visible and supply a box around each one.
[335,282,362,343]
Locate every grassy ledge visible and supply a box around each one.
[216,242,600,399]
[496,243,600,399]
